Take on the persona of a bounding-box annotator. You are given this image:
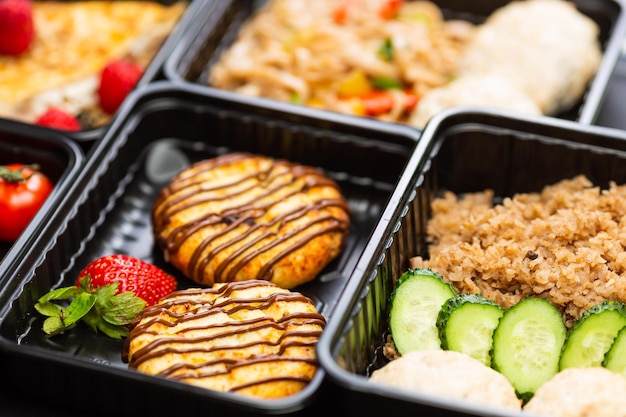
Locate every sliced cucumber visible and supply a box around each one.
[559,300,626,370]
[491,297,566,402]
[604,326,626,376]
[389,268,457,355]
[437,293,504,367]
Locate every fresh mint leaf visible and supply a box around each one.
[97,320,129,340]
[42,316,68,336]
[34,301,63,318]
[37,286,80,303]
[103,292,146,325]
[64,292,98,327]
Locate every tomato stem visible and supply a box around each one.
[0,163,40,183]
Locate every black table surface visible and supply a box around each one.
[3,56,626,417]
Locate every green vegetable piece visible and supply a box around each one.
[437,293,504,367]
[389,268,457,355]
[371,76,402,90]
[377,38,393,62]
[604,326,626,376]
[559,300,626,370]
[491,297,566,402]
[289,91,301,104]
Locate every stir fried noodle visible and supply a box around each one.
[209,0,475,124]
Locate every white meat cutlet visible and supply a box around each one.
[458,0,602,116]
[369,350,521,410]
[524,367,626,417]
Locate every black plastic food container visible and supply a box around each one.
[4,0,204,149]
[315,107,626,417]
[0,81,420,417]
[163,0,626,126]
[0,120,83,285]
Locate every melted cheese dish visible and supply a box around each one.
[0,1,186,125]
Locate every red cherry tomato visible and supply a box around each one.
[0,164,53,242]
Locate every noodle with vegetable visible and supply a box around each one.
[209,0,475,124]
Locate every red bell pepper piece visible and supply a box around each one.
[378,0,404,20]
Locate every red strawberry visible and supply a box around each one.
[34,254,177,339]
[35,107,82,131]
[76,254,177,307]
[0,0,34,55]
[97,59,143,114]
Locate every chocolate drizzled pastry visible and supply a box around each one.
[152,152,351,289]
[123,280,326,399]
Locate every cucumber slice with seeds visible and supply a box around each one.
[604,325,626,376]
[491,297,566,402]
[559,300,626,370]
[437,293,504,367]
[389,268,456,355]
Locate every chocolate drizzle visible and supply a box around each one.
[152,153,351,285]
[123,280,326,397]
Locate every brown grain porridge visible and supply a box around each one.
[409,175,626,328]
